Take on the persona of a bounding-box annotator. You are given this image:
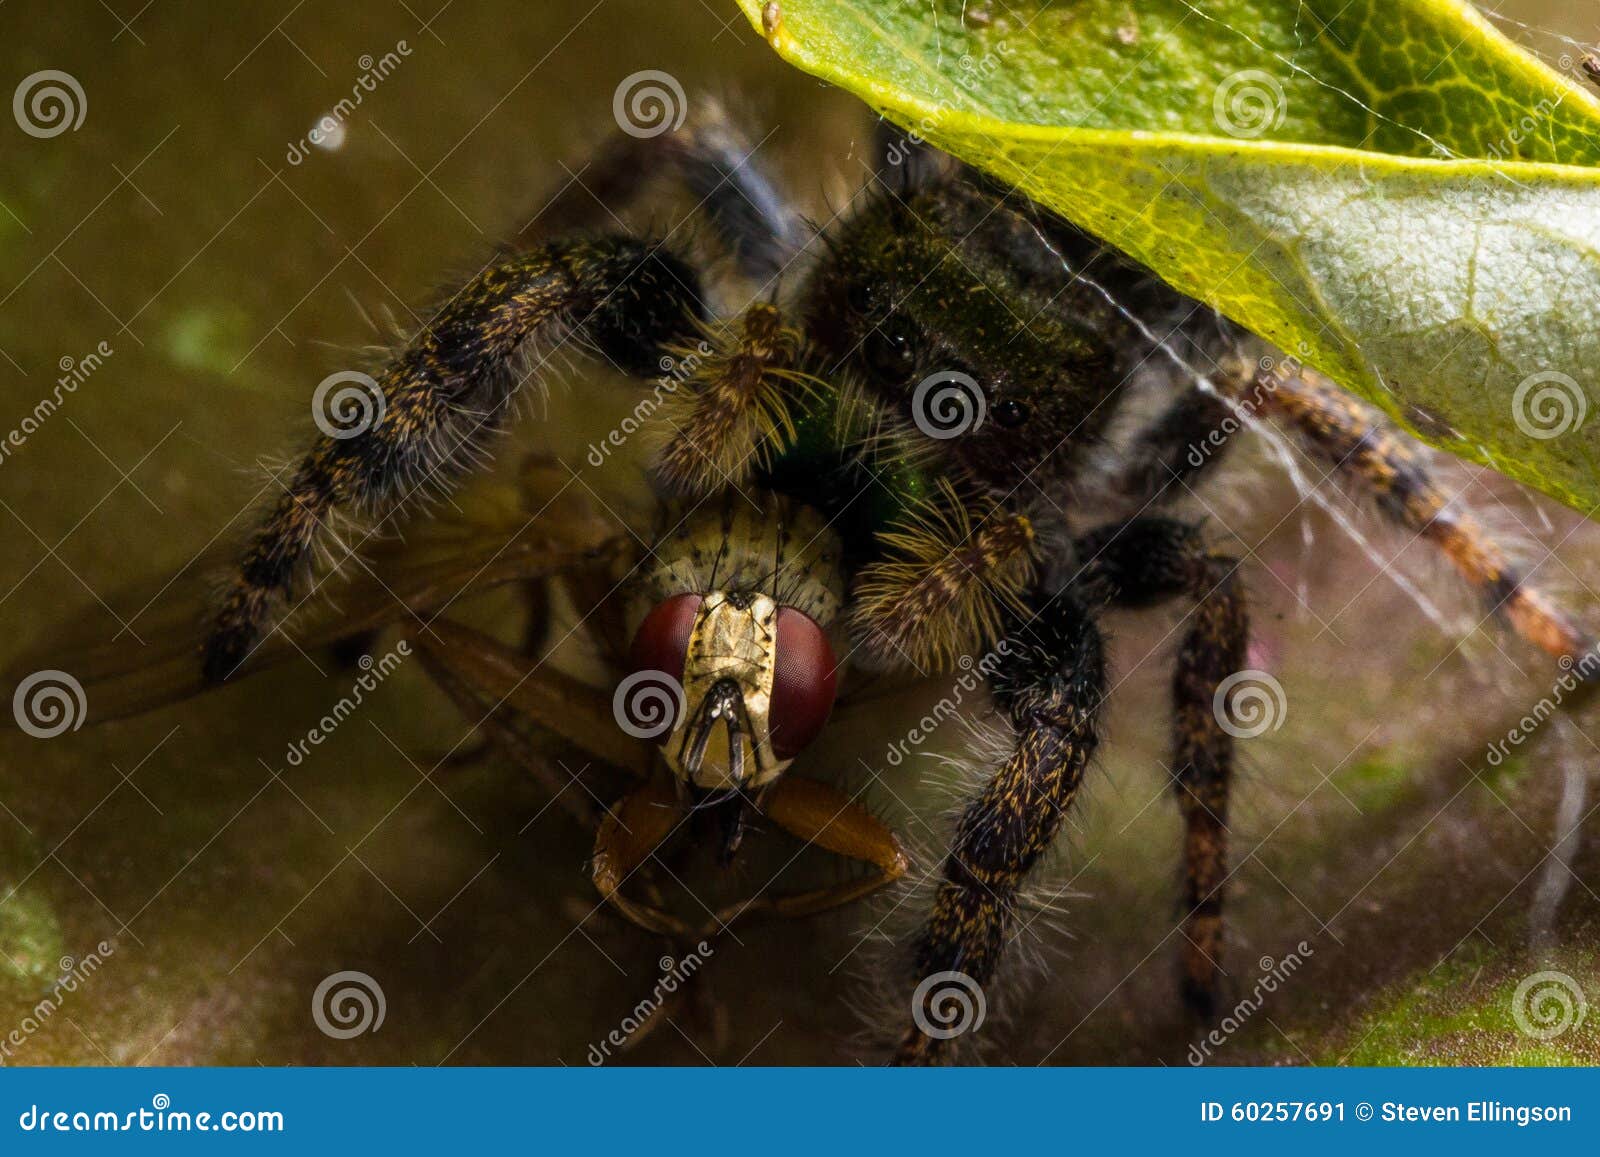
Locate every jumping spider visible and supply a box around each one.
[25,106,1593,1064]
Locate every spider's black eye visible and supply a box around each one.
[993,398,1030,428]
[864,313,918,381]
[846,281,876,317]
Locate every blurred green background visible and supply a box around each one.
[1,0,1598,1066]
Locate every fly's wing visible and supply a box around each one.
[3,466,629,727]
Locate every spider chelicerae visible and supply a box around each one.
[27,103,1593,1065]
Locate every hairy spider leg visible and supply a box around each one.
[1074,517,1249,1017]
[203,237,706,683]
[1255,369,1595,663]
[524,97,805,284]
[896,590,1104,1065]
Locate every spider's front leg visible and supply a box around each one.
[202,236,706,682]
[896,590,1105,1065]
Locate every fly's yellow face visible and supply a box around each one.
[617,493,847,794]
[669,591,781,790]
[623,588,838,792]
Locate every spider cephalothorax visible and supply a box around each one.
[41,102,1588,1066]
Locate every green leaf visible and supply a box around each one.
[736,0,1600,513]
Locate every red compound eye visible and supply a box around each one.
[628,592,703,685]
[769,606,838,760]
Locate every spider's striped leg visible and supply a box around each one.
[895,590,1104,1065]
[527,95,805,283]
[1075,517,1248,1015]
[1109,385,1237,506]
[202,236,705,683]
[1252,368,1594,662]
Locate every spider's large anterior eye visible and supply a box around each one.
[993,399,1030,428]
[768,606,838,759]
[628,592,703,686]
